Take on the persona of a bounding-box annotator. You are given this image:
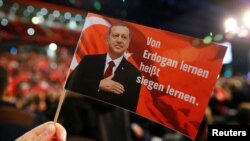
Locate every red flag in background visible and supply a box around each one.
[65,12,227,140]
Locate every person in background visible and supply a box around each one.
[237,102,250,125]
[0,66,46,141]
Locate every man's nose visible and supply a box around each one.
[116,36,123,42]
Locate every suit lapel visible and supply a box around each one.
[115,57,127,74]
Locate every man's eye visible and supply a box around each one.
[113,34,118,36]
[122,36,128,39]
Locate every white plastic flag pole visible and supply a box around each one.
[53,89,66,123]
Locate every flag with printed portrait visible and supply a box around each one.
[65,12,227,140]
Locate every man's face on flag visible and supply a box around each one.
[107,25,130,59]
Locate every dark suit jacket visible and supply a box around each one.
[65,54,141,112]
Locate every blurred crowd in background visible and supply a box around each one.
[0,48,71,113]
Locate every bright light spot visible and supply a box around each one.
[49,43,57,51]
[10,47,17,55]
[40,8,48,16]
[36,11,42,17]
[53,10,60,18]
[27,28,35,36]
[203,36,212,44]
[238,27,249,38]
[94,1,101,11]
[59,16,66,23]
[48,14,55,21]
[47,44,57,58]
[68,20,77,29]
[75,14,82,21]
[40,81,49,89]
[12,3,19,10]
[27,5,34,13]
[0,0,3,7]
[243,10,250,29]
[50,62,57,69]
[10,7,17,13]
[64,12,71,20]
[34,16,44,24]
[213,34,223,42]
[224,69,233,78]
[1,18,8,26]
[151,136,162,141]
[32,17,40,24]
[123,0,126,2]
[224,17,239,33]
[39,16,45,23]
[23,10,30,17]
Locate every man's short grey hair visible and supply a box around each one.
[107,23,131,39]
